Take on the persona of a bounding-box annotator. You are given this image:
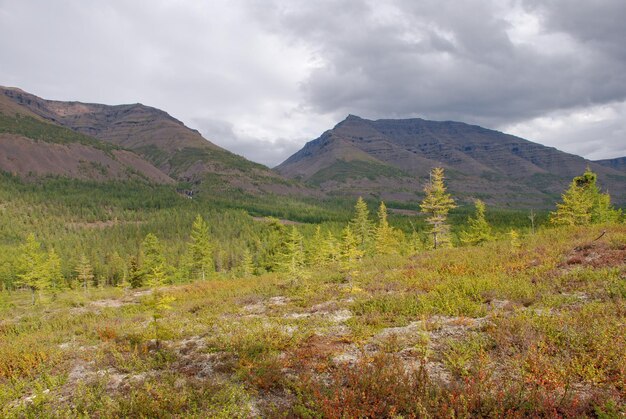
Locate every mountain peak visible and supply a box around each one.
[277,116,626,206]
[1,86,307,195]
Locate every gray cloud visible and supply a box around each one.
[1,0,625,165]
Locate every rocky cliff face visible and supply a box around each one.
[1,87,305,195]
[277,115,626,206]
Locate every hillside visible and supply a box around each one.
[277,115,626,206]
[1,87,305,195]
[595,156,626,172]
[0,91,173,184]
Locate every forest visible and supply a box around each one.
[0,167,624,417]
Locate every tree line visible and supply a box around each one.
[2,166,622,301]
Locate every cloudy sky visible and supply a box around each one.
[1,0,625,166]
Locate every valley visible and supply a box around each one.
[0,86,624,417]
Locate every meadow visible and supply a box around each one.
[1,222,624,417]
[0,171,624,417]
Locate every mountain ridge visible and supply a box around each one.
[277,115,626,206]
[1,86,307,195]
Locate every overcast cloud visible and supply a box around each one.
[1,0,625,166]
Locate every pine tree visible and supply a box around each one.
[75,254,94,293]
[420,167,456,249]
[340,225,364,286]
[350,197,373,251]
[375,201,398,255]
[460,199,493,246]
[16,233,48,304]
[185,215,214,281]
[279,226,308,282]
[142,233,168,287]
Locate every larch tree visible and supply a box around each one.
[16,233,49,304]
[375,201,398,255]
[340,225,364,287]
[75,254,94,293]
[186,215,214,281]
[420,167,456,249]
[350,197,373,251]
[460,199,493,246]
[308,225,329,266]
[143,291,175,350]
[128,256,144,289]
[239,247,255,277]
[280,226,308,282]
[107,251,127,287]
[45,248,64,292]
[325,230,339,263]
[592,191,622,223]
[550,168,621,226]
[142,233,168,287]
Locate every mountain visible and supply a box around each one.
[594,156,626,172]
[277,115,626,206]
[0,89,173,184]
[0,87,303,195]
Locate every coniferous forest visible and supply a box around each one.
[1,164,625,417]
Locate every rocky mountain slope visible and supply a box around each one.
[594,156,626,172]
[0,91,173,184]
[277,115,626,206]
[1,87,304,194]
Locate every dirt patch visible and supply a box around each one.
[91,299,128,308]
[561,242,626,269]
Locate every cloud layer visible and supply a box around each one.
[1,0,625,166]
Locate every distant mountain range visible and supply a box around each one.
[1,86,624,207]
[0,86,303,195]
[276,115,626,206]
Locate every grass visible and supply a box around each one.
[308,159,409,186]
[0,223,624,416]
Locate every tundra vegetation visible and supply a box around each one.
[0,167,624,417]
